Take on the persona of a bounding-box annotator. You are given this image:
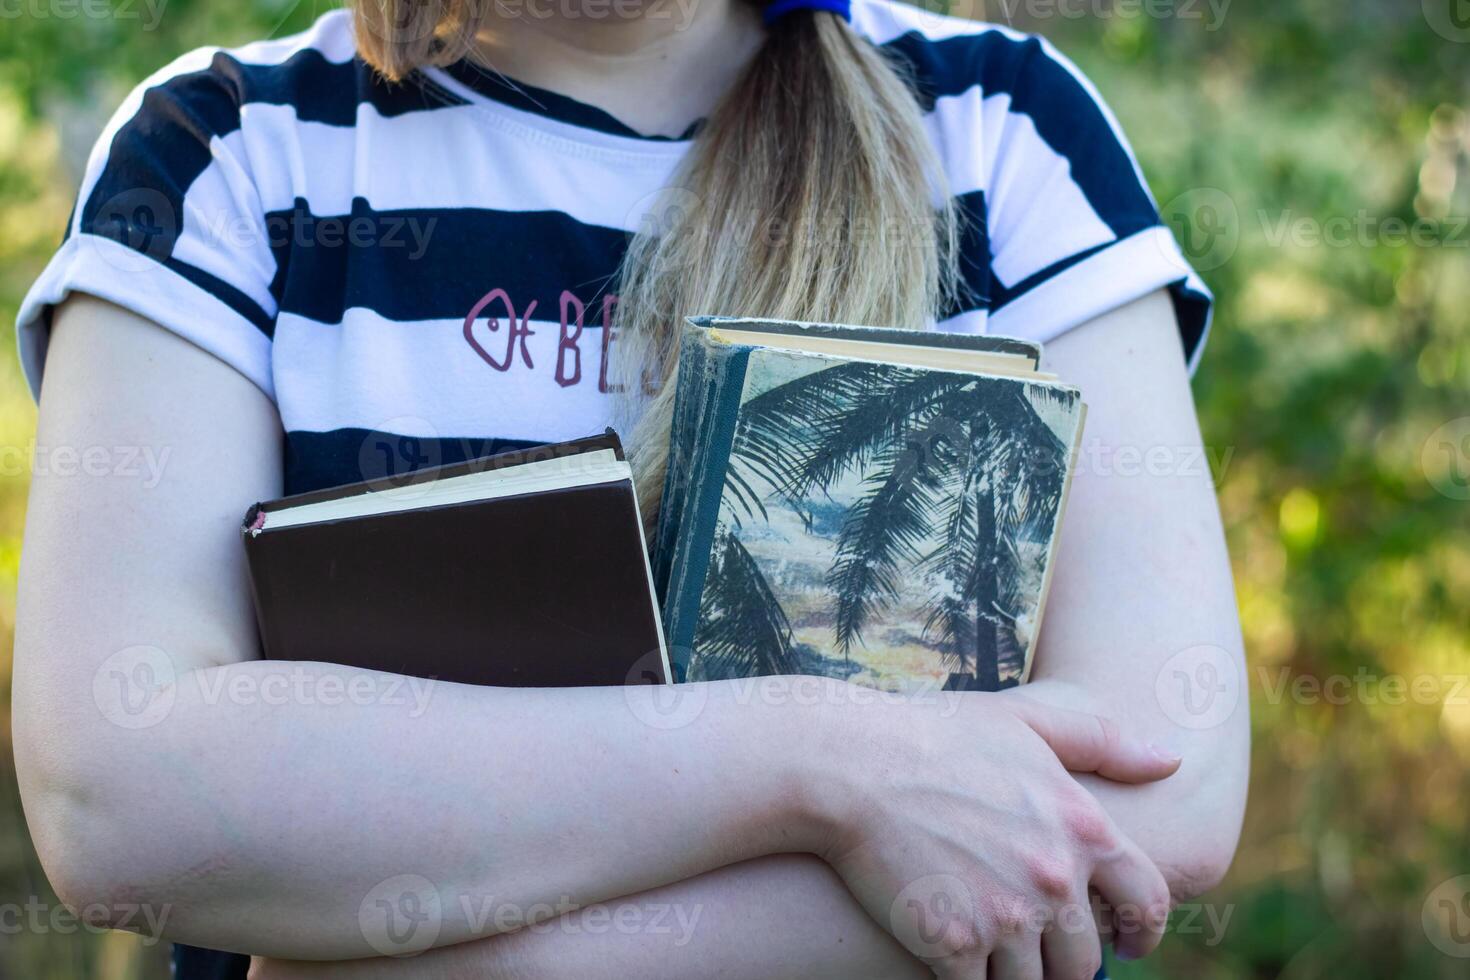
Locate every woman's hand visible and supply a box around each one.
[810,687,1180,980]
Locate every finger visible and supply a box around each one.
[1090,834,1172,961]
[933,951,988,980]
[989,941,1042,980]
[1042,895,1104,980]
[1004,697,1181,783]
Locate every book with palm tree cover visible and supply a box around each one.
[654,317,1085,693]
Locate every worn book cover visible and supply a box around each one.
[656,318,1084,693]
[243,431,669,688]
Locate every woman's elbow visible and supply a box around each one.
[1160,789,1246,903]
[15,725,173,933]
[1162,844,1237,904]
[19,781,148,928]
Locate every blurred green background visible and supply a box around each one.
[0,0,1467,976]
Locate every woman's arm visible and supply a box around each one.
[1026,287,1250,903]
[15,296,1179,972]
[250,289,1248,979]
[253,855,927,980]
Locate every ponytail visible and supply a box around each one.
[616,10,958,517]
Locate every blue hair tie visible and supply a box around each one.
[763,0,851,26]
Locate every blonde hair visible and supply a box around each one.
[354,1,958,521]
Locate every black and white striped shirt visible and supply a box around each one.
[19,0,1212,499]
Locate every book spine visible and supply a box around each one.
[1018,397,1086,684]
[651,322,711,598]
[240,527,287,661]
[661,343,751,678]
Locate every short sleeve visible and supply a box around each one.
[971,34,1213,369]
[16,47,278,400]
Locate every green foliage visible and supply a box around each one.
[1,1,1467,976]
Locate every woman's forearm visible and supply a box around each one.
[1027,291,1251,902]
[19,659,837,959]
[256,855,927,980]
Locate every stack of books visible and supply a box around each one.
[243,317,1084,694]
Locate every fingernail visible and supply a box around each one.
[1148,743,1182,765]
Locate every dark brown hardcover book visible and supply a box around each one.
[241,431,669,688]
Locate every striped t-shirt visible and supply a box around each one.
[19,0,1210,502]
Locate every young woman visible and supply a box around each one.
[12,0,1248,977]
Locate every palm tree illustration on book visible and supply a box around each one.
[686,353,1083,692]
